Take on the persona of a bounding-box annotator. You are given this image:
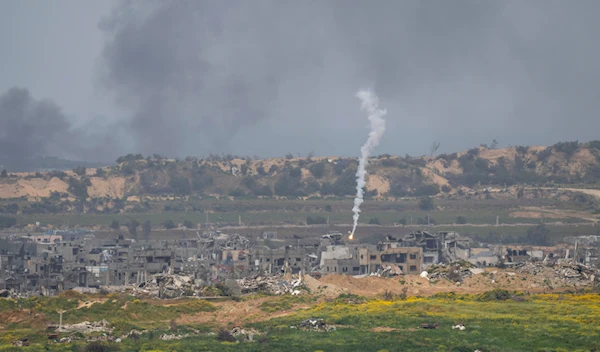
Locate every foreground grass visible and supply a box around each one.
[1,291,600,351]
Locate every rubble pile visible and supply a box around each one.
[237,274,304,295]
[420,323,439,329]
[58,319,112,334]
[380,264,403,277]
[517,262,599,285]
[231,326,261,341]
[11,339,29,347]
[136,274,198,299]
[425,263,473,283]
[0,289,28,299]
[159,333,190,341]
[294,318,336,332]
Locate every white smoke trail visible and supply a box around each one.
[350,90,387,239]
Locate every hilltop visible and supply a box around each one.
[1,141,599,206]
[0,141,600,205]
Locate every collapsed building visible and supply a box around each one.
[1,224,597,297]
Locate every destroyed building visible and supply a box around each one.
[359,245,422,275]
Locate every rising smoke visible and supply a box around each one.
[0,88,76,160]
[0,87,124,164]
[3,1,600,161]
[350,90,387,239]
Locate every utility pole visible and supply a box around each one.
[58,309,65,331]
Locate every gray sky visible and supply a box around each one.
[1,0,599,162]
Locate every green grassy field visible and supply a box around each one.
[11,197,592,227]
[1,291,599,351]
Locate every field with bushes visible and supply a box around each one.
[1,290,599,351]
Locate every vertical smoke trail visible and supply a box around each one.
[350,90,387,239]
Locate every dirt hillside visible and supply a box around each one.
[1,142,599,200]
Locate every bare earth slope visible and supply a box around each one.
[1,143,599,200]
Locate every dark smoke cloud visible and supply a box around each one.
[98,0,600,157]
[0,87,75,159]
[0,87,124,163]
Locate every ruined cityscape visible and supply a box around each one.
[2,226,599,299]
[3,0,600,351]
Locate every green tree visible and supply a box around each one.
[73,166,87,176]
[306,215,327,225]
[183,220,194,229]
[142,220,152,239]
[309,162,325,179]
[0,216,17,229]
[526,224,550,246]
[67,177,91,198]
[456,216,467,224]
[256,165,267,176]
[0,169,7,178]
[163,219,176,229]
[110,220,120,230]
[289,167,302,178]
[256,185,273,197]
[6,203,19,214]
[169,176,191,195]
[95,168,106,177]
[413,184,440,197]
[128,219,140,236]
[368,217,381,225]
[418,197,435,211]
[229,188,247,197]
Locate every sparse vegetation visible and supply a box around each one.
[0,292,597,351]
[163,219,176,229]
[418,197,435,211]
[0,215,17,229]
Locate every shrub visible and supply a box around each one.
[84,341,117,352]
[67,177,91,198]
[368,217,381,225]
[478,289,512,301]
[228,188,247,197]
[515,145,529,154]
[163,219,176,229]
[255,185,273,197]
[307,215,327,225]
[413,184,440,196]
[0,215,17,229]
[552,141,579,156]
[418,197,435,210]
[216,329,236,342]
[456,216,467,224]
[169,175,191,195]
[588,140,600,150]
[309,162,326,178]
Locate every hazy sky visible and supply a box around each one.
[1,0,599,162]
